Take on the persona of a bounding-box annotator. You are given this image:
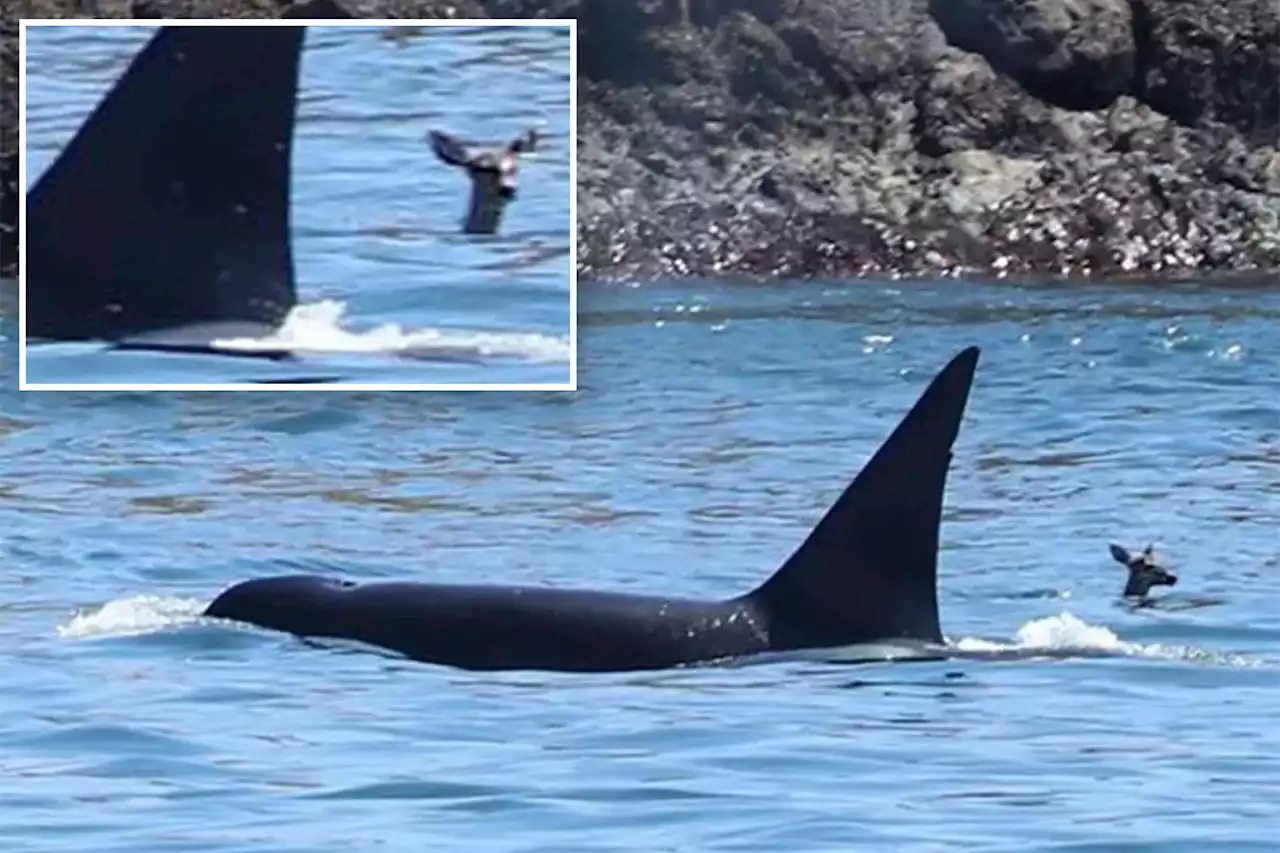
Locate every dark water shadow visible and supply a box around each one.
[1120,594,1229,614]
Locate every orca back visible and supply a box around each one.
[204,347,983,673]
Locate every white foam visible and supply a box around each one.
[57,595,208,639]
[972,612,1124,652]
[952,612,1257,667]
[1021,612,1128,648]
[211,300,571,363]
[805,614,1137,666]
[951,612,1128,659]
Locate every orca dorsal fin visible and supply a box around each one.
[748,347,980,648]
[25,25,306,343]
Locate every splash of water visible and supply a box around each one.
[211,300,571,363]
[56,595,208,639]
[954,612,1125,654]
[952,612,1256,667]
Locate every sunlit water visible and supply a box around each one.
[18,23,573,386]
[2,278,1278,851]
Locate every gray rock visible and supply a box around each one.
[942,149,1042,221]
[1130,0,1280,144]
[929,0,1135,110]
[4,0,1279,283]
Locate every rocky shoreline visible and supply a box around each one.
[3,0,1278,282]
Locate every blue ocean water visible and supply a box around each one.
[1,277,1279,851]
[19,23,573,387]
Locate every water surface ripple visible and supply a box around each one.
[1,278,1278,851]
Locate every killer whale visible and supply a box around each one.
[205,346,981,673]
[24,11,348,360]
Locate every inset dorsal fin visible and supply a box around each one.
[25,25,306,343]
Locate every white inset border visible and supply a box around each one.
[17,18,578,392]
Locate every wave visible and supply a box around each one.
[56,595,209,639]
[212,300,570,364]
[947,611,1257,667]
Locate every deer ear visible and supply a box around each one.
[1109,544,1131,566]
[428,130,472,168]
[508,128,539,154]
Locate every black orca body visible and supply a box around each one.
[24,11,346,359]
[205,346,981,673]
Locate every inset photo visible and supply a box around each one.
[18,18,575,391]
